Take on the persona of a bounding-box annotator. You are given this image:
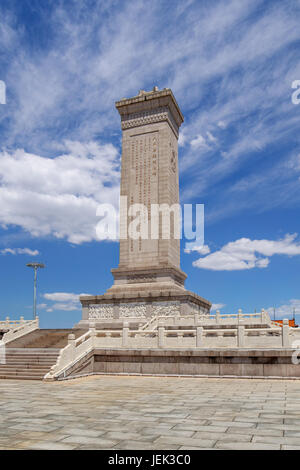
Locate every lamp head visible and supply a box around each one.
[26,262,45,269]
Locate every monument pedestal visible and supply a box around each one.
[76,293,210,330]
[75,264,210,329]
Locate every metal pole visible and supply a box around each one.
[26,263,45,321]
[33,267,37,320]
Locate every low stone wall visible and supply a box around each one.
[59,348,300,379]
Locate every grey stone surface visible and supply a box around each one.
[0,375,299,449]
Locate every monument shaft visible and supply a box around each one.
[110,87,186,294]
[118,88,181,270]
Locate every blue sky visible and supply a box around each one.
[0,0,300,328]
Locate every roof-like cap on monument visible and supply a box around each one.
[115,86,184,125]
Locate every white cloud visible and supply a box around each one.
[206,131,217,143]
[190,134,207,148]
[211,303,226,312]
[43,292,85,302]
[178,131,187,147]
[217,121,227,129]
[0,247,39,256]
[184,244,210,255]
[37,303,47,309]
[265,299,300,320]
[0,142,120,244]
[192,233,300,271]
[42,292,89,312]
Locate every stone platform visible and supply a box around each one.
[53,348,300,381]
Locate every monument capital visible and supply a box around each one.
[115,87,184,137]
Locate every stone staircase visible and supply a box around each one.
[0,329,86,380]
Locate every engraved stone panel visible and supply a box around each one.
[89,305,114,319]
[127,274,157,283]
[152,301,181,316]
[127,131,159,256]
[119,303,147,318]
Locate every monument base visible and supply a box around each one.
[76,289,211,330]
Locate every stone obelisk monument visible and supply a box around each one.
[77,87,211,328]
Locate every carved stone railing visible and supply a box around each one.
[44,329,94,380]
[44,318,300,380]
[1,317,39,344]
[140,309,271,331]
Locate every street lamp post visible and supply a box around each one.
[26,263,45,320]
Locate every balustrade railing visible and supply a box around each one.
[45,318,300,380]
[0,317,39,344]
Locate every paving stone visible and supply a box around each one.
[206,420,255,428]
[194,431,251,442]
[61,436,118,447]
[281,445,300,450]
[102,431,157,442]
[215,441,280,450]
[60,428,104,437]
[253,436,300,446]
[28,441,78,450]
[179,446,215,450]
[172,424,228,433]
[284,431,300,437]
[227,427,283,437]
[140,428,194,438]
[113,441,180,450]
[153,436,216,448]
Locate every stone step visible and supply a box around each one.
[0,364,53,370]
[0,371,49,377]
[4,358,59,361]
[0,369,48,376]
[0,329,85,380]
[0,374,44,380]
[6,329,86,349]
[4,356,58,360]
[5,348,61,353]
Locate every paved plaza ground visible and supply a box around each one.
[0,375,300,450]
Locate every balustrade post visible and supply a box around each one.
[282,319,290,348]
[196,327,203,347]
[260,308,265,324]
[68,333,76,361]
[237,325,245,347]
[177,332,183,346]
[238,309,243,323]
[158,322,165,348]
[216,310,220,324]
[122,321,129,348]
[89,322,96,347]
